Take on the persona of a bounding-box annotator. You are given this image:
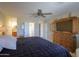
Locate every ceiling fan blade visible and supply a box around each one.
[42,15,45,17]
[34,15,45,18]
[43,13,52,15]
[28,13,37,16]
[31,13,37,15]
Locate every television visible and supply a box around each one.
[56,20,72,32]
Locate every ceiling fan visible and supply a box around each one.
[32,9,52,17]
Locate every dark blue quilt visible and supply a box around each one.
[0,37,71,57]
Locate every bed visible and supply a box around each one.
[0,36,71,57]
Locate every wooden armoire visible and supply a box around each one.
[51,16,79,53]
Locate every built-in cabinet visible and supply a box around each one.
[51,16,79,53]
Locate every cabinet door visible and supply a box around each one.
[53,32,76,53]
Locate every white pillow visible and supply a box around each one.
[0,35,17,50]
[0,45,3,52]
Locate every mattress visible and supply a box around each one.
[0,37,71,57]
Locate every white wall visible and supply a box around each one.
[17,17,24,37]
[17,16,52,41]
[0,12,5,35]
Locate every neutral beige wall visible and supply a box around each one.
[0,12,5,35]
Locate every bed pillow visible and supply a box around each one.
[0,35,17,50]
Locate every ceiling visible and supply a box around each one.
[0,2,79,20]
